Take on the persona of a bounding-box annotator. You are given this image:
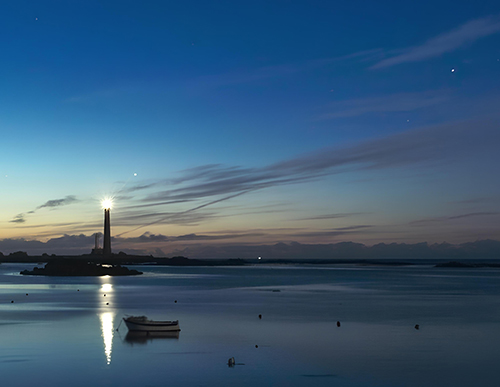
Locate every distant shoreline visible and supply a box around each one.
[2,253,500,268]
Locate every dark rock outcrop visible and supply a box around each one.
[20,259,142,276]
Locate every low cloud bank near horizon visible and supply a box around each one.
[1,234,499,260]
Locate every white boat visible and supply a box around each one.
[123,316,180,332]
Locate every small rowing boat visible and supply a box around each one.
[123,316,180,332]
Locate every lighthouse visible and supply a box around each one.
[102,199,113,256]
[103,208,111,255]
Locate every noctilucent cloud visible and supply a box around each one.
[1,1,499,256]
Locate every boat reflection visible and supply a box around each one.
[124,330,180,345]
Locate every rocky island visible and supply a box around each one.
[20,259,143,276]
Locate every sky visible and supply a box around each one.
[1,0,500,257]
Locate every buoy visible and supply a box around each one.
[414,324,420,330]
[255,345,258,348]
[174,300,177,303]
[106,303,109,305]
[227,357,235,367]
[104,294,106,297]
[337,321,341,327]
[259,314,262,319]
[26,294,28,296]
[11,300,14,303]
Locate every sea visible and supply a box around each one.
[0,262,499,387]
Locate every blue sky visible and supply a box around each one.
[1,1,500,256]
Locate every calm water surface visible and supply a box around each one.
[0,263,499,386]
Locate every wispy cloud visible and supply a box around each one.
[9,214,26,224]
[36,195,78,210]
[410,212,499,226]
[297,213,368,221]
[10,196,79,224]
[290,225,372,239]
[118,117,498,230]
[36,117,490,237]
[116,191,248,236]
[169,232,266,242]
[191,49,381,89]
[317,91,449,119]
[453,197,498,205]
[371,15,500,69]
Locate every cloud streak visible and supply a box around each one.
[371,15,500,69]
[116,191,249,236]
[36,195,78,210]
[118,117,498,230]
[297,213,368,221]
[317,91,449,119]
[9,214,26,224]
[121,231,267,243]
[191,49,382,90]
[410,212,499,226]
[9,195,79,224]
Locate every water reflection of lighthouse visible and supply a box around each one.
[99,281,115,365]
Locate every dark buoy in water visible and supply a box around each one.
[106,302,109,305]
[255,345,258,348]
[11,300,14,303]
[337,321,341,327]
[26,293,28,296]
[104,294,106,297]
[227,357,235,367]
[259,314,262,319]
[174,300,177,303]
[77,289,79,292]
[414,324,420,330]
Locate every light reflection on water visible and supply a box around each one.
[98,277,115,365]
[99,312,114,365]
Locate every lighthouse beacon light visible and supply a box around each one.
[101,198,113,210]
